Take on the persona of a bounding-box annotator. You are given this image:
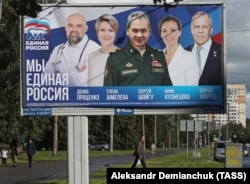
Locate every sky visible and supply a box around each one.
[221,0,250,118]
[186,0,250,117]
[223,0,250,118]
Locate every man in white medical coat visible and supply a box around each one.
[44,13,100,86]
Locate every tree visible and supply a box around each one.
[0,1,61,149]
[0,0,21,144]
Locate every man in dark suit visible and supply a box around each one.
[186,11,222,85]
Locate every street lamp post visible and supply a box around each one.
[227,103,229,141]
[207,121,210,160]
[203,121,210,160]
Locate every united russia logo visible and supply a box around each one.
[24,18,51,41]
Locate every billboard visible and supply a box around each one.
[21,1,225,116]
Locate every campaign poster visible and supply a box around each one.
[21,4,225,113]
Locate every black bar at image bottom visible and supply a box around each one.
[106,168,249,184]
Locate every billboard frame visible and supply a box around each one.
[20,0,226,116]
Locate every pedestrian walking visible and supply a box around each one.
[131,135,146,168]
[151,143,156,154]
[9,139,18,167]
[1,146,8,166]
[26,138,36,168]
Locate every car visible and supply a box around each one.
[90,142,109,151]
[213,141,232,161]
[242,145,250,157]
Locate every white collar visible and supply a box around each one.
[194,38,212,50]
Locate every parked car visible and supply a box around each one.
[213,141,231,161]
[242,145,250,157]
[90,142,109,151]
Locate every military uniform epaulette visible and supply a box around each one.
[109,51,116,56]
[108,47,123,56]
[147,46,162,54]
[149,46,162,52]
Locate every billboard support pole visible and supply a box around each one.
[142,115,145,150]
[67,116,89,184]
[53,115,58,156]
[227,103,229,141]
[186,120,188,159]
[177,114,180,149]
[110,115,114,152]
[154,114,157,147]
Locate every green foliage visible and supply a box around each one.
[0,0,24,144]
[88,115,110,143]
[113,115,139,149]
[0,0,250,155]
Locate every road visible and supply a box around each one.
[242,156,250,168]
[0,150,249,184]
[0,149,180,184]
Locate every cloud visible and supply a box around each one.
[226,0,250,90]
[225,0,250,117]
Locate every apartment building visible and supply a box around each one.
[192,83,247,128]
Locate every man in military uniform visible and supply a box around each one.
[104,11,172,86]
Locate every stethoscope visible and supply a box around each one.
[53,38,90,68]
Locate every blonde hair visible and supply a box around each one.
[95,14,119,33]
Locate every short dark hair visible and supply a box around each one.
[158,15,182,33]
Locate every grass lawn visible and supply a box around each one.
[17,148,223,184]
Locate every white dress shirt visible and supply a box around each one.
[165,45,199,86]
[191,38,212,75]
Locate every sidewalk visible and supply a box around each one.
[0,160,67,184]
